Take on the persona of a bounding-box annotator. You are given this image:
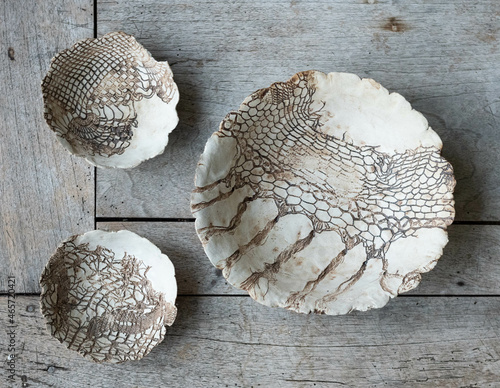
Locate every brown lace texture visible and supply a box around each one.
[192,71,455,313]
[40,236,176,363]
[42,31,176,157]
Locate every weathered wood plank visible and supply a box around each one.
[96,0,500,221]
[11,220,500,295]
[1,295,499,387]
[0,1,94,294]
[97,222,500,296]
[98,221,238,295]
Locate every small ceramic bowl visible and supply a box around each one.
[42,31,179,168]
[40,230,177,363]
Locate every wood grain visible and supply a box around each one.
[14,220,497,296]
[97,222,500,296]
[1,295,500,387]
[97,221,239,295]
[96,0,500,221]
[2,1,500,387]
[0,0,94,294]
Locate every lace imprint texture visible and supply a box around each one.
[40,235,176,363]
[192,71,455,315]
[42,31,176,157]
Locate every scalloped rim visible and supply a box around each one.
[39,229,177,362]
[191,70,456,315]
[41,31,179,169]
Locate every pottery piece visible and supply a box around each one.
[191,71,455,315]
[42,31,179,168]
[40,230,177,363]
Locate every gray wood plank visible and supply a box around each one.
[96,0,500,221]
[1,295,500,387]
[97,222,500,296]
[0,1,94,293]
[97,221,242,295]
[98,221,238,295]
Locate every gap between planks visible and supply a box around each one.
[95,218,500,225]
[95,217,195,222]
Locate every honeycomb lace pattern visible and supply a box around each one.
[192,71,455,314]
[40,236,177,363]
[42,31,176,157]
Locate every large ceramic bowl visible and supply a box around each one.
[191,71,455,315]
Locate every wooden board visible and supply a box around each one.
[98,221,239,295]
[96,0,500,221]
[0,0,94,294]
[14,221,500,295]
[2,1,500,387]
[1,295,500,387]
[98,223,500,296]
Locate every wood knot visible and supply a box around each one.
[383,17,408,33]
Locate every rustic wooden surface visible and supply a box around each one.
[1,0,500,387]
[96,0,500,221]
[96,222,500,296]
[3,220,500,296]
[0,1,94,294]
[1,296,500,387]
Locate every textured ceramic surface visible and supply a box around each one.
[40,230,177,363]
[191,71,455,315]
[42,31,179,168]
